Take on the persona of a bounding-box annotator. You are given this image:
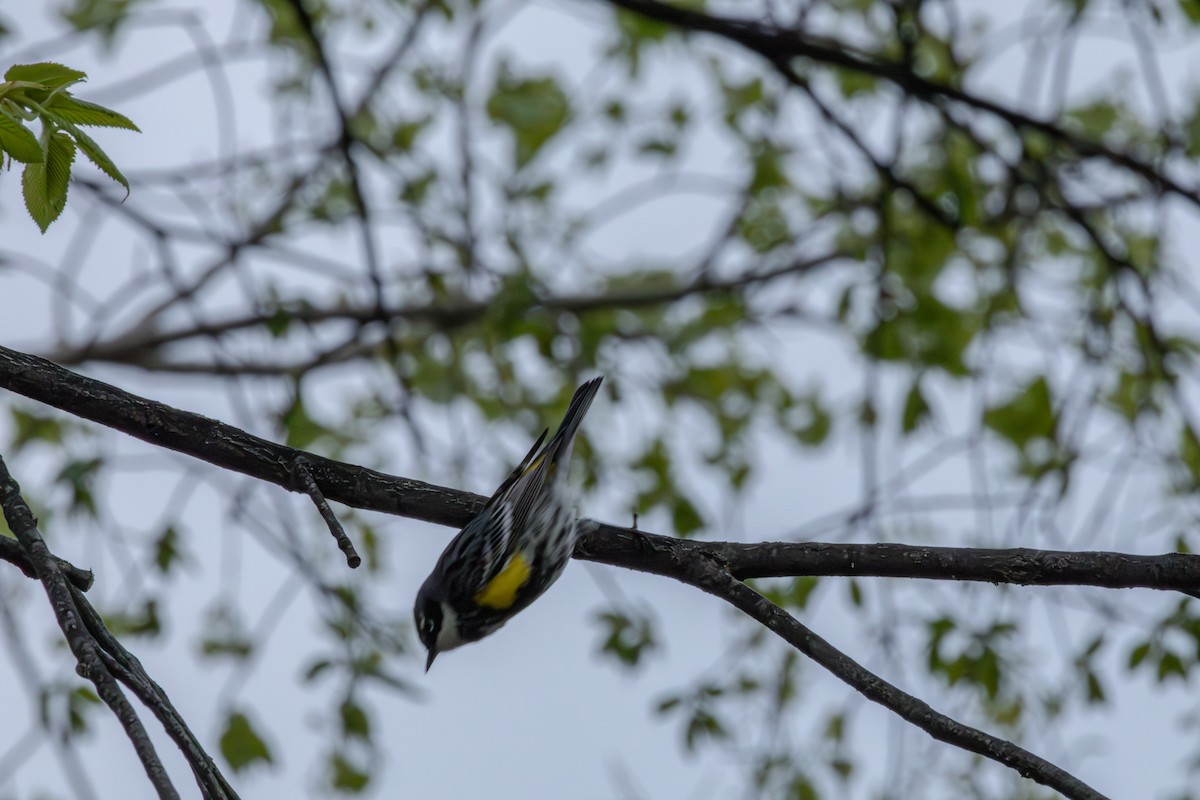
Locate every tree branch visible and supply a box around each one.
[47,253,838,367]
[577,525,1200,593]
[0,344,1173,799]
[592,0,1196,205]
[702,565,1108,800]
[0,455,180,800]
[0,533,94,590]
[2,345,1198,596]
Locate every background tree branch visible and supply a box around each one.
[0,342,1180,798]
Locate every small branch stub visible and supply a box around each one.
[292,458,361,568]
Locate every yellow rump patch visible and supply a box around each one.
[474,551,532,610]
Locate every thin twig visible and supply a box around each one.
[0,534,94,590]
[292,458,361,568]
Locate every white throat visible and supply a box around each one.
[435,604,466,653]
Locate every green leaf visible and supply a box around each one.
[833,66,878,98]
[304,659,333,683]
[684,708,727,751]
[0,110,44,164]
[983,376,1056,451]
[340,700,371,740]
[782,394,832,447]
[152,524,190,574]
[737,197,790,253]
[45,94,139,130]
[788,773,819,800]
[672,495,703,536]
[330,752,370,793]
[902,378,932,434]
[847,578,863,607]
[199,605,253,660]
[1065,99,1118,138]
[872,294,977,377]
[60,0,142,45]
[717,73,764,130]
[824,713,845,742]
[54,457,102,518]
[637,137,677,158]
[220,711,274,772]
[1123,642,1152,671]
[10,407,67,453]
[68,687,101,734]
[656,695,682,715]
[1106,369,1158,422]
[760,575,820,610]
[22,130,75,233]
[391,115,430,151]
[1157,650,1188,683]
[486,68,571,168]
[596,610,656,667]
[40,110,129,194]
[4,62,87,89]
[103,599,161,638]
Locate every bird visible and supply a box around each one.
[414,376,603,670]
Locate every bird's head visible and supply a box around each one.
[414,579,464,671]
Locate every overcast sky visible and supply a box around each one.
[2,2,1198,798]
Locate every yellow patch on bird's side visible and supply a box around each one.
[474,551,532,609]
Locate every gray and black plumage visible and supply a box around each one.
[414,377,603,670]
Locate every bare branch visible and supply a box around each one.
[0,455,180,800]
[49,252,840,368]
[3,345,1198,596]
[592,0,1196,204]
[0,344,1180,799]
[578,525,1200,594]
[709,568,1108,800]
[292,458,361,569]
[0,534,94,590]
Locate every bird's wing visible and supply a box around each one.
[488,427,548,507]
[442,500,515,595]
[504,377,603,531]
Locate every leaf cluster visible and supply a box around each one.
[0,61,138,231]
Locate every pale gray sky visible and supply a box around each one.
[1,2,1197,799]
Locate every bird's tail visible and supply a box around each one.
[544,376,603,471]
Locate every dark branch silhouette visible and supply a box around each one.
[0,343,1176,799]
[0,454,239,800]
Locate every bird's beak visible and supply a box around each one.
[425,648,437,673]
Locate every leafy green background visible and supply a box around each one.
[3,0,1200,798]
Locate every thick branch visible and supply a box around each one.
[0,345,477,528]
[577,526,1200,593]
[0,345,1149,799]
[2,345,1199,597]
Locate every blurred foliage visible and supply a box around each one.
[6,0,1200,797]
[220,710,275,772]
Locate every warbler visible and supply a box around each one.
[414,377,603,670]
